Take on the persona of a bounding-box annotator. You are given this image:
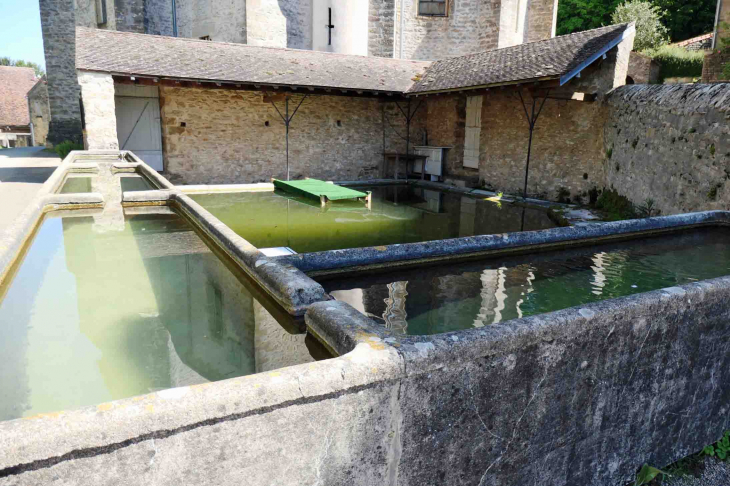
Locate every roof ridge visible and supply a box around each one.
[76,27,431,66]
[436,22,633,63]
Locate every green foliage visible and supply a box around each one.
[54,141,84,159]
[556,0,622,36]
[636,198,660,217]
[703,431,730,460]
[556,187,571,203]
[708,182,723,201]
[0,57,45,78]
[634,464,668,486]
[595,188,638,220]
[651,0,717,42]
[606,146,614,159]
[642,45,705,81]
[612,0,669,51]
[557,0,714,42]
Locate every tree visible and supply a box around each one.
[0,57,45,78]
[612,0,669,51]
[557,0,715,42]
[556,0,623,36]
[651,0,717,42]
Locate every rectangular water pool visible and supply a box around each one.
[321,227,730,335]
[190,185,556,254]
[0,209,327,421]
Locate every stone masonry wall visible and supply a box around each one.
[174,0,247,43]
[605,83,730,215]
[628,51,661,84]
[394,0,502,61]
[114,0,145,32]
[525,0,556,42]
[145,0,175,35]
[702,50,730,82]
[478,89,608,201]
[74,0,117,29]
[39,0,83,146]
[79,72,119,150]
[158,86,421,184]
[27,80,51,146]
[368,0,396,58]
[247,0,311,49]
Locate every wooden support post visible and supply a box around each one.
[320,194,326,207]
[366,191,372,210]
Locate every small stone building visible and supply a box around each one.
[0,66,38,148]
[627,52,661,84]
[27,77,51,147]
[75,23,635,201]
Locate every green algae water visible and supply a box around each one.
[190,185,555,253]
[59,176,93,194]
[321,227,730,335]
[0,210,323,422]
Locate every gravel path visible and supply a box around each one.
[662,458,730,486]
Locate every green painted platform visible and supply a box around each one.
[273,179,368,202]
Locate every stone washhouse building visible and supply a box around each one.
[37,0,558,148]
[0,67,39,148]
[71,22,635,201]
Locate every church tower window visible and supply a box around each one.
[418,0,448,17]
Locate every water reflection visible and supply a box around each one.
[0,209,319,421]
[321,228,730,335]
[191,185,556,254]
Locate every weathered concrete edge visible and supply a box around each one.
[0,338,405,474]
[276,211,730,274]
[178,182,276,194]
[0,151,108,284]
[170,192,327,316]
[305,275,730,483]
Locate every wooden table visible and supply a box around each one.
[382,153,430,180]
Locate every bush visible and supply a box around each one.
[54,140,83,159]
[595,188,637,220]
[642,45,705,82]
[612,0,669,51]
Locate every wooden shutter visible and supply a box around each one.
[463,95,482,169]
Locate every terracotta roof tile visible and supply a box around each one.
[0,66,37,127]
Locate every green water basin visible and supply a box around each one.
[190,185,555,254]
[0,209,323,421]
[321,227,730,335]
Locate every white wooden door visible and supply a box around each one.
[115,97,163,171]
[463,95,482,169]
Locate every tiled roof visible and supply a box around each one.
[0,66,37,127]
[75,27,431,93]
[672,32,713,48]
[408,23,635,94]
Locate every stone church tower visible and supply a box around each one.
[39,0,557,146]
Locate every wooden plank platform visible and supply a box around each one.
[273,179,369,204]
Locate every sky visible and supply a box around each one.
[1,0,46,69]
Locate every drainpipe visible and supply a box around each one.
[712,0,722,49]
[172,0,178,37]
[399,0,405,58]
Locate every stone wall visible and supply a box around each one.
[394,0,502,60]
[604,83,730,215]
[27,80,51,147]
[478,90,607,201]
[175,0,247,43]
[145,0,175,35]
[114,0,145,32]
[39,0,83,146]
[628,51,661,84]
[79,72,119,150]
[368,0,396,57]
[525,0,556,43]
[74,0,117,29]
[247,0,311,49]
[702,50,730,83]
[158,86,419,184]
